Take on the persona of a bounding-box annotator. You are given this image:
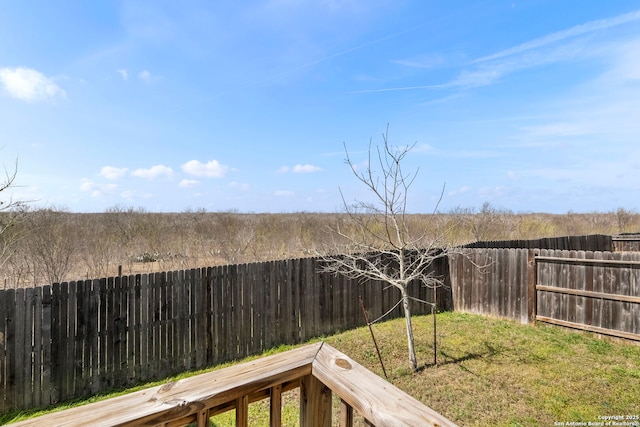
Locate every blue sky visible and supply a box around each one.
[1,1,639,214]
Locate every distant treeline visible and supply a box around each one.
[1,205,639,287]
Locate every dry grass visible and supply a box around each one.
[3,209,640,288]
[5,312,638,426]
[210,313,640,427]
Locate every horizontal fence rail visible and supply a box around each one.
[535,250,640,341]
[0,257,449,413]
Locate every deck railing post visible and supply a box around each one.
[270,384,283,427]
[235,395,249,427]
[339,399,354,427]
[299,374,331,427]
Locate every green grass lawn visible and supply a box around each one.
[3,312,639,426]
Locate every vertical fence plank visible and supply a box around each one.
[593,252,604,329]
[211,266,222,364]
[205,267,214,365]
[240,265,250,357]
[98,278,108,391]
[89,279,100,394]
[139,274,149,384]
[3,289,16,410]
[221,265,231,360]
[252,263,265,354]
[171,270,183,371]
[278,261,289,347]
[228,264,239,360]
[264,261,275,350]
[74,281,86,397]
[20,288,32,410]
[127,275,138,387]
[60,282,73,402]
[40,285,52,407]
[14,288,26,410]
[196,268,207,368]
[525,250,535,324]
[160,272,170,378]
[118,276,129,387]
[618,253,632,335]
[50,283,61,405]
[149,273,159,379]
[632,253,640,335]
[0,290,6,412]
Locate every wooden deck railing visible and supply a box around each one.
[8,342,458,427]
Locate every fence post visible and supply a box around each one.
[527,249,537,324]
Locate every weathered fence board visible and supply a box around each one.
[536,249,640,340]
[449,248,533,323]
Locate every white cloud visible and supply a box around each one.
[179,179,200,188]
[292,164,321,173]
[131,165,174,179]
[0,67,66,102]
[277,164,322,173]
[413,143,436,153]
[393,54,445,69]
[117,69,128,81]
[363,10,640,94]
[448,185,472,196]
[100,166,129,180]
[451,39,588,88]
[121,190,136,199]
[182,160,229,178]
[138,70,151,82]
[80,178,117,198]
[473,10,640,64]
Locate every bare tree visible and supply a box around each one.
[0,159,27,272]
[23,208,76,285]
[318,128,449,371]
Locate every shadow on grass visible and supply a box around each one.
[417,341,500,373]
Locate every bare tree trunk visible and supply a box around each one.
[401,287,417,371]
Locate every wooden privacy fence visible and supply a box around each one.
[448,248,535,325]
[448,248,640,341]
[0,256,449,413]
[535,249,640,341]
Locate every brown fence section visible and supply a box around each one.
[0,257,448,413]
[448,248,535,324]
[449,247,640,341]
[535,249,640,341]
[612,233,640,252]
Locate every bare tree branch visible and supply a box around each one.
[318,126,451,371]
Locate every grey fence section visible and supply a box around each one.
[0,257,449,413]
[612,233,640,252]
[449,247,640,339]
[448,248,535,325]
[535,249,640,340]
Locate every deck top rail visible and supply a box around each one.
[8,342,457,427]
